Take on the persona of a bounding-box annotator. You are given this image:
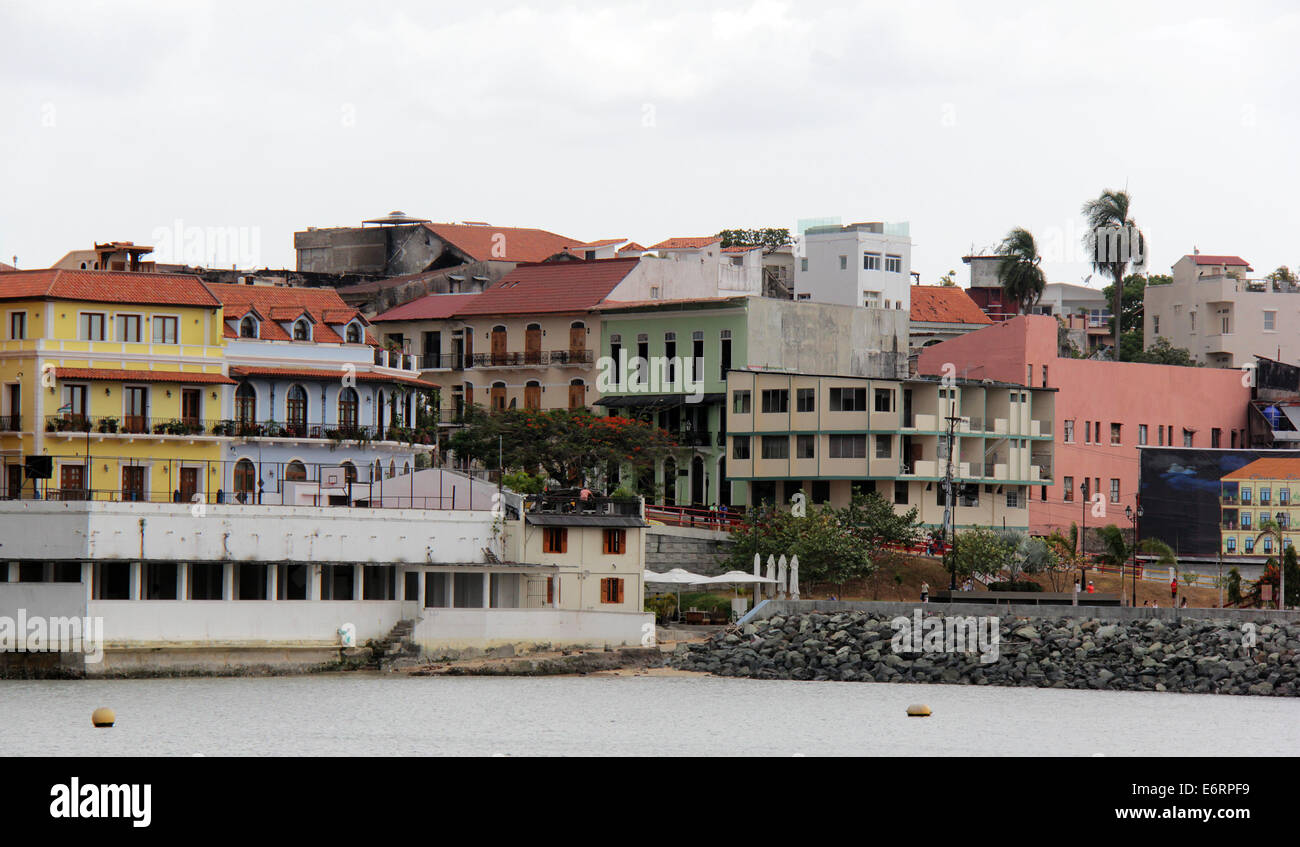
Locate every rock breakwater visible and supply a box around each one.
[671,610,1300,696]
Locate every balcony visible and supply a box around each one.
[1221,494,1238,505]
[0,414,20,432]
[467,350,593,368]
[526,493,642,517]
[43,415,437,445]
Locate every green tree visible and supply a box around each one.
[1267,265,1297,285]
[446,406,676,487]
[837,490,924,550]
[952,526,1017,580]
[715,228,791,251]
[724,497,872,591]
[938,269,958,286]
[1227,567,1243,605]
[1132,336,1196,366]
[995,227,1046,314]
[1082,189,1146,360]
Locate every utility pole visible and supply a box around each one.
[943,412,961,590]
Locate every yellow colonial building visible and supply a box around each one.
[0,269,231,501]
[1220,457,1300,559]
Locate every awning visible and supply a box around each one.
[597,393,725,409]
[1281,405,1300,432]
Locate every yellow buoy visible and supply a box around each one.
[91,707,116,728]
[906,704,932,717]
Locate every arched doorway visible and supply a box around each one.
[286,384,307,436]
[285,460,307,482]
[338,387,359,431]
[691,455,705,506]
[234,459,256,503]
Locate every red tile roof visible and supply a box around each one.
[0,269,220,307]
[423,222,582,263]
[451,259,641,317]
[909,286,994,325]
[1222,457,1300,482]
[229,366,437,389]
[0,262,15,272]
[648,237,721,250]
[1191,255,1251,267]
[572,238,627,249]
[597,296,749,311]
[616,242,647,254]
[372,293,483,322]
[721,245,762,253]
[206,283,372,344]
[54,367,235,385]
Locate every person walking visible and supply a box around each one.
[920,581,930,604]
[1170,575,1179,605]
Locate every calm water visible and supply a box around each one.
[3,674,1298,756]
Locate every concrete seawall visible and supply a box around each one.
[757,599,1300,625]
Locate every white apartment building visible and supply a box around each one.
[794,222,913,311]
[1144,253,1294,368]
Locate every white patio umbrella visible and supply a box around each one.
[765,555,776,598]
[789,555,800,600]
[777,555,788,599]
[644,568,711,621]
[702,570,778,585]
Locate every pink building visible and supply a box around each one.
[918,315,1250,536]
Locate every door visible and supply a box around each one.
[490,384,507,412]
[490,326,507,365]
[6,384,19,431]
[66,384,88,425]
[7,465,23,500]
[60,465,86,501]
[179,467,199,503]
[122,466,145,502]
[663,458,676,507]
[691,455,705,506]
[525,324,542,364]
[569,322,585,357]
[524,382,541,410]
[124,386,148,433]
[286,385,307,436]
[568,380,585,410]
[181,389,201,430]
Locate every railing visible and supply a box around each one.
[645,503,745,531]
[1222,521,1238,530]
[675,431,712,447]
[526,494,643,516]
[43,415,438,444]
[1221,495,1238,504]
[467,350,594,368]
[0,414,20,431]
[372,349,420,370]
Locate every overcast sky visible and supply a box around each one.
[3,0,1298,288]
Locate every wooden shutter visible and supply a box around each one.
[616,578,624,604]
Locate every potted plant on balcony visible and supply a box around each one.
[212,419,234,436]
[262,419,285,438]
[98,417,119,434]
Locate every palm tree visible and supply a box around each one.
[995,227,1046,314]
[1082,189,1146,360]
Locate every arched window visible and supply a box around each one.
[293,319,310,341]
[235,383,257,426]
[234,459,256,502]
[524,379,541,410]
[345,322,362,344]
[491,381,507,412]
[404,462,411,475]
[239,316,257,338]
[286,384,307,435]
[285,460,307,481]
[490,325,507,365]
[338,387,359,430]
[341,461,357,484]
[388,460,396,479]
[568,378,585,410]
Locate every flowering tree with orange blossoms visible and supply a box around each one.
[446,406,676,487]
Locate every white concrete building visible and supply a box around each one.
[794,222,913,311]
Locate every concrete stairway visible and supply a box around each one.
[367,619,419,671]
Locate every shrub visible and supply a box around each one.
[644,594,677,625]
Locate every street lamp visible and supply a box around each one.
[1079,479,1090,591]
[1125,503,1143,606]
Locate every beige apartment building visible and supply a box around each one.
[1144,252,1298,368]
[725,369,1055,531]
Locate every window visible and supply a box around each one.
[1110,423,1121,445]
[1153,315,1160,334]
[9,312,26,340]
[732,435,751,460]
[732,391,751,414]
[719,329,732,380]
[863,291,881,308]
[1261,487,1271,506]
[1183,429,1194,447]
[863,253,881,271]
[874,388,893,412]
[338,387,359,428]
[885,255,902,273]
[796,434,815,459]
[800,258,808,272]
[235,383,257,424]
[1157,426,1164,446]
[760,389,789,413]
[1138,424,1147,445]
[874,434,892,458]
[829,387,867,411]
[117,314,142,342]
[811,481,831,504]
[1265,311,1277,331]
[1007,487,1020,508]
[1281,488,1290,505]
[1110,478,1120,504]
[692,331,704,381]
[293,319,311,341]
[542,527,568,553]
[602,529,626,555]
[1242,512,1252,529]
[894,482,908,505]
[599,578,625,604]
[1083,422,1091,444]
[152,316,178,344]
[1064,420,1075,443]
[79,313,106,341]
[839,255,847,270]
[345,323,362,344]
[1244,537,1255,554]
[1241,487,1252,505]
[1226,538,1236,553]
[829,434,866,459]
[761,436,789,459]
[650,286,660,299]
[1212,428,1221,448]
[1190,312,1196,331]
[796,388,815,413]
[1063,476,1074,501]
